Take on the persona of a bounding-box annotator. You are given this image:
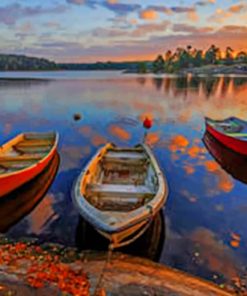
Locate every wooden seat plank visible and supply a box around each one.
[87,183,154,198]
[17,140,52,147]
[0,155,43,162]
[105,151,146,160]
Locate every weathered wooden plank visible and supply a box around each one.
[105,151,146,160]
[87,183,154,198]
[0,155,42,162]
[17,140,52,147]
[108,147,143,152]
[14,146,51,154]
[24,133,55,140]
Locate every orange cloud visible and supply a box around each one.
[204,160,219,172]
[139,9,157,20]
[187,146,202,158]
[189,227,238,278]
[187,11,199,22]
[183,164,195,175]
[229,4,246,13]
[91,134,107,146]
[169,135,190,152]
[108,125,131,141]
[218,172,234,193]
[79,125,93,137]
[107,0,117,4]
[146,132,160,145]
[204,160,234,193]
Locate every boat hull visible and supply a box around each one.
[203,131,247,184]
[206,122,247,155]
[0,153,60,232]
[0,133,58,197]
[98,218,150,249]
[72,143,168,249]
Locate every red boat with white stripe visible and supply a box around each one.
[205,116,247,155]
[0,132,58,197]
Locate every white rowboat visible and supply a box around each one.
[72,143,168,249]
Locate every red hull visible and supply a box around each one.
[206,123,247,155]
[0,135,58,198]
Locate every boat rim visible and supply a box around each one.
[0,131,59,178]
[72,143,168,234]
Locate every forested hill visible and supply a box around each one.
[0,54,142,71]
[0,54,58,71]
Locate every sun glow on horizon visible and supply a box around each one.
[0,0,246,62]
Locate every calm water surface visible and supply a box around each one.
[1,71,247,287]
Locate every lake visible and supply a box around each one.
[1,71,247,289]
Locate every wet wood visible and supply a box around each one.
[0,132,58,197]
[73,143,168,248]
[0,155,43,162]
[104,151,146,160]
[87,184,154,198]
[0,247,234,296]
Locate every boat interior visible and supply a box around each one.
[0,133,55,175]
[84,146,158,212]
[209,117,245,134]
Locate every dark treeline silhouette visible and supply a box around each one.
[1,46,247,73]
[0,54,144,71]
[146,45,247,74]
[0,54,58,71]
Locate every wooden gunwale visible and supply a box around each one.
[0,132,58,178]
[0,132,59,197]
[72,143,168,236]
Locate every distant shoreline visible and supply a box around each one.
[1,53,247,75]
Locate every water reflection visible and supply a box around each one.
[135,76,247,99]
[75,210,165,262]
[0,78,51,89]
[1,73,247,288]
[0,153,59,232]
[203,132,247,184]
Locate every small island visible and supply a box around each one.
[136,45,247,75]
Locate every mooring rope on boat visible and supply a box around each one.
[93,206,155,295]
[93,246,113,296]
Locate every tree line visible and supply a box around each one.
[138,45,247,73]
[0,54,58,71]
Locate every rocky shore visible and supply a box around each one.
[180,64,247,76]
[0,235,241,296]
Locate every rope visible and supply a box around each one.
[93,246,113,296]
[93,206,154,294]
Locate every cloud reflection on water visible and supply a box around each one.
[1,73,247,288]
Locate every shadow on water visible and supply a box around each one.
[0,78,51,89]
[203,131,247,184]
[0,153,60,232]
[75,210,165,262]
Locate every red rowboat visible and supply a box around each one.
[0,152,60,232]
[205,116,247,155]
[0,132,58,197]
[203,131,247,184]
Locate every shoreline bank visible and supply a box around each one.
[0,236,238,296]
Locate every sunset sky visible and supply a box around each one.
[0,0,247,62]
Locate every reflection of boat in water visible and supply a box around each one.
[0,132,59,197]
[0,153,60,232]
[72,143,168,249]
[75,210,165,261]
[203,132,247,184]
[205,116,247,155]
